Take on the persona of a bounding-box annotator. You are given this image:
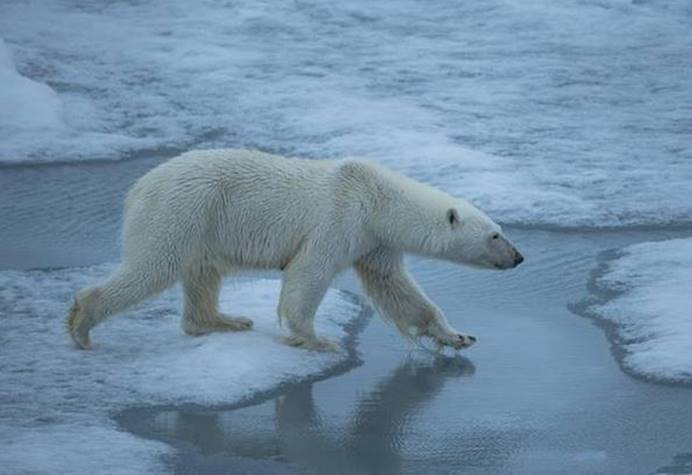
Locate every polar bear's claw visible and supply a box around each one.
[70,330,92,350]
[65,299,92,350]
[283,335,339,352]
[430,332,476,351]
[184,314,254,335]
[453,334,477,350]
[216,314,254,331]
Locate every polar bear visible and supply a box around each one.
[66,149,523,351]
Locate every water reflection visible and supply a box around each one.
[275,355,475,473]
[655,452,692,474]
[135,355,475,473]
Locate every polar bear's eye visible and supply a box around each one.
[491,232,500,240]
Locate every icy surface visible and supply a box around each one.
[0,38,62,129]
[0,38,65,155]
[0,265,364,474]
[1,0,691,227]
[588,238,692,383]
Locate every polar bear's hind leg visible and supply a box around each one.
[181,261,253,336]
[66,262,177,349]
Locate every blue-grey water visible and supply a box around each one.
[1,0,692,473]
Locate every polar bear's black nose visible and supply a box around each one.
[513,252,524,267]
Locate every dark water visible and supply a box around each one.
[0,156,162,269]
[2,160,692,474]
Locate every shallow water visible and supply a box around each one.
[0,155,163,269]
[115,228,692,474]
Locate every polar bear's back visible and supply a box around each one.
[123,149,340,269]
[138,148,332,187]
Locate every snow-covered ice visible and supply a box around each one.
[0,39,63,131]
[0,38,65,157]
[587,238,692,384]
[0,264,366,474]
[1,0,691,228]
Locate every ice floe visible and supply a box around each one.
[586,238,692,384]
[0,264,366,473]
[0,38,65,157]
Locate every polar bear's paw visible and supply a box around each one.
[283,334,340,352]
[216,314,254,331]
[440,333,476,351]
[65,299,92,350]
[183,314,254,336]
[428,331,476,351]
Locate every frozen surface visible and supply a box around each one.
[1,0,691,227]
[0,265,364,474]
[0,36,150,163]
[1,424,169,475]
[0,38,65,156]
[588,238,692,383]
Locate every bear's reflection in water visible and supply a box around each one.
[139,356,475,473]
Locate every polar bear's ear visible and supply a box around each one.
[446,208,461,228]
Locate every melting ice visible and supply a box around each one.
[0,266,365,473]
[587,238,692,384]
[1,0,691,227]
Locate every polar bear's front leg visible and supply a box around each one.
[278,252,338,352]
[355,247,476,350]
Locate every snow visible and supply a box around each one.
[0,264,366,474]
[588,238,692,383]
[1,424,169,475]
[0,38,65,156]
[1,0,691,228]
[0,39,63,131]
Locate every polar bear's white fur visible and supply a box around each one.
[67,149,523,351]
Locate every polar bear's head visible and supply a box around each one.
[355,160,523,269]
[436,201,523,270]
